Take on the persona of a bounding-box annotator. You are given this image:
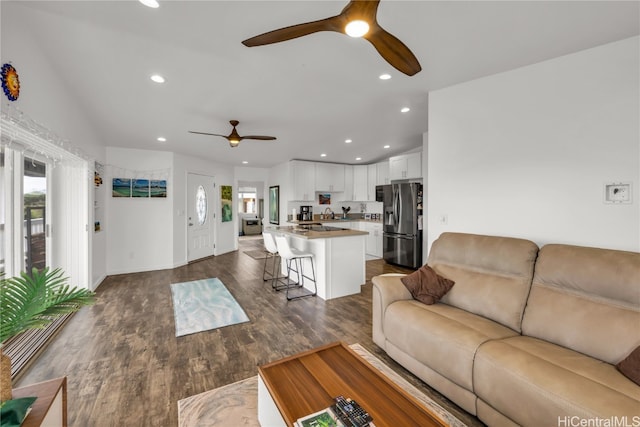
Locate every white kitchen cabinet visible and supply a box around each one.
[316,163,345,192]
[363,222,383,258]
[343,165,353,201]
[322,222,351,229]
[367,164,377,201]
[389,152,422,180]
[290,160,316,201]
[352,165,368,201]
[339,221,382,258]
[376,161,390,186]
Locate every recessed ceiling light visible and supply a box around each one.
[139,0,159,8]
[157,137,166,142]
[345,20,369,38]
[401,107,410,113]
[242,161,248,164]
[150,74,165,83]
[355,157,362,161]
[379,74,391,80]
[320,153,327,157]
[345,139,352,143]
[383,145,390,149]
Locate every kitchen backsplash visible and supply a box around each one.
[286,200,382,218]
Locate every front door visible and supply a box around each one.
[187,173,215,262]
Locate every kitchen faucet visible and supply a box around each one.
[323,207,334,219]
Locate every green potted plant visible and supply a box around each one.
[0,267,95,401]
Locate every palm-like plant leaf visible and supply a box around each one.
[0,267,95,343]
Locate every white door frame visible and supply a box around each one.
[186,172,216,262]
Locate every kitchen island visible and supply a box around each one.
[264,225,368,300]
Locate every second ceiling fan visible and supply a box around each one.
[189,120,276,148]
[242,0,421,76]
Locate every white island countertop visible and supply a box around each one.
[265,225,368,240]
[264,226,367,300]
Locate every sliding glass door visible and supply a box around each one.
[0,148,53,277]
[23,156,48,273]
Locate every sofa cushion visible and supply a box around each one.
[427,232,539,332]
[401,265,455,305]
[474,336,640,426]
[522,244,640,364]
[617,346,640,386]
[383,299,518,391]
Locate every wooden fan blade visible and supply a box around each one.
[240,135,277,141]
[363,25,422,76]
[188,131,230,139]
[242,15,344,47]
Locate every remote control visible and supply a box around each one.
[330,395,373,427]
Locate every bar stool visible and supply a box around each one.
[274,235,317,301]
[262,232,287,290]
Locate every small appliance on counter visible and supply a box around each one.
[299,205,313,221]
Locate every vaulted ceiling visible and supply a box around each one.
[3,1,638,167]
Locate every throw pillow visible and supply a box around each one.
[617,346,640,386]
[401,265,455,305]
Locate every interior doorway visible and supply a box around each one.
[237,180,265,241]
[187,172,216,262]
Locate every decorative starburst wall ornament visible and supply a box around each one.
[1,63,20,101]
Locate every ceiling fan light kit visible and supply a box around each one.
[345,20,369,37]
[241,0,422,76]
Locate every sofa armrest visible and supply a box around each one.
[372,274,412,349]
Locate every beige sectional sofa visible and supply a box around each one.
[372,232,640,426]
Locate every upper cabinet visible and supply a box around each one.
[316,163,345,192]
[376,161,390,186]
[352,165,368,201]
[288,154,420,203]
[290,160,316,201]
[367,164,377,200]
[389,152,422,181]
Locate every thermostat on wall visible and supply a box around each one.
[603,182,631,204]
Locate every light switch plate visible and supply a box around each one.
[604,182,631,204]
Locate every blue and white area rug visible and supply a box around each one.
[170,278,250,337]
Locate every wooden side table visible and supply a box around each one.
[12,377,67,427]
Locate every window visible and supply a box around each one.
[196,185,207,225]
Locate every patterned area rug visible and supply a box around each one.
[170,278,250,337]
[177,343,468,427]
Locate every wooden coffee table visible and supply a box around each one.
[257,341,447,427]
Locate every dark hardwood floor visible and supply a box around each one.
[16,237,483,426]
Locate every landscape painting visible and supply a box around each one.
[150,180,167,198]
[319,193,331,205]
[221,185,232,222]
[132,179,150,197]
[112,178,131,197]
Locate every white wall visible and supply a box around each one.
[268,162,291,226]
[0,3,106,161]
[426,36,639,253]
[106,148,173,274]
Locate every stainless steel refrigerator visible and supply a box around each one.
[377,183,423,269]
